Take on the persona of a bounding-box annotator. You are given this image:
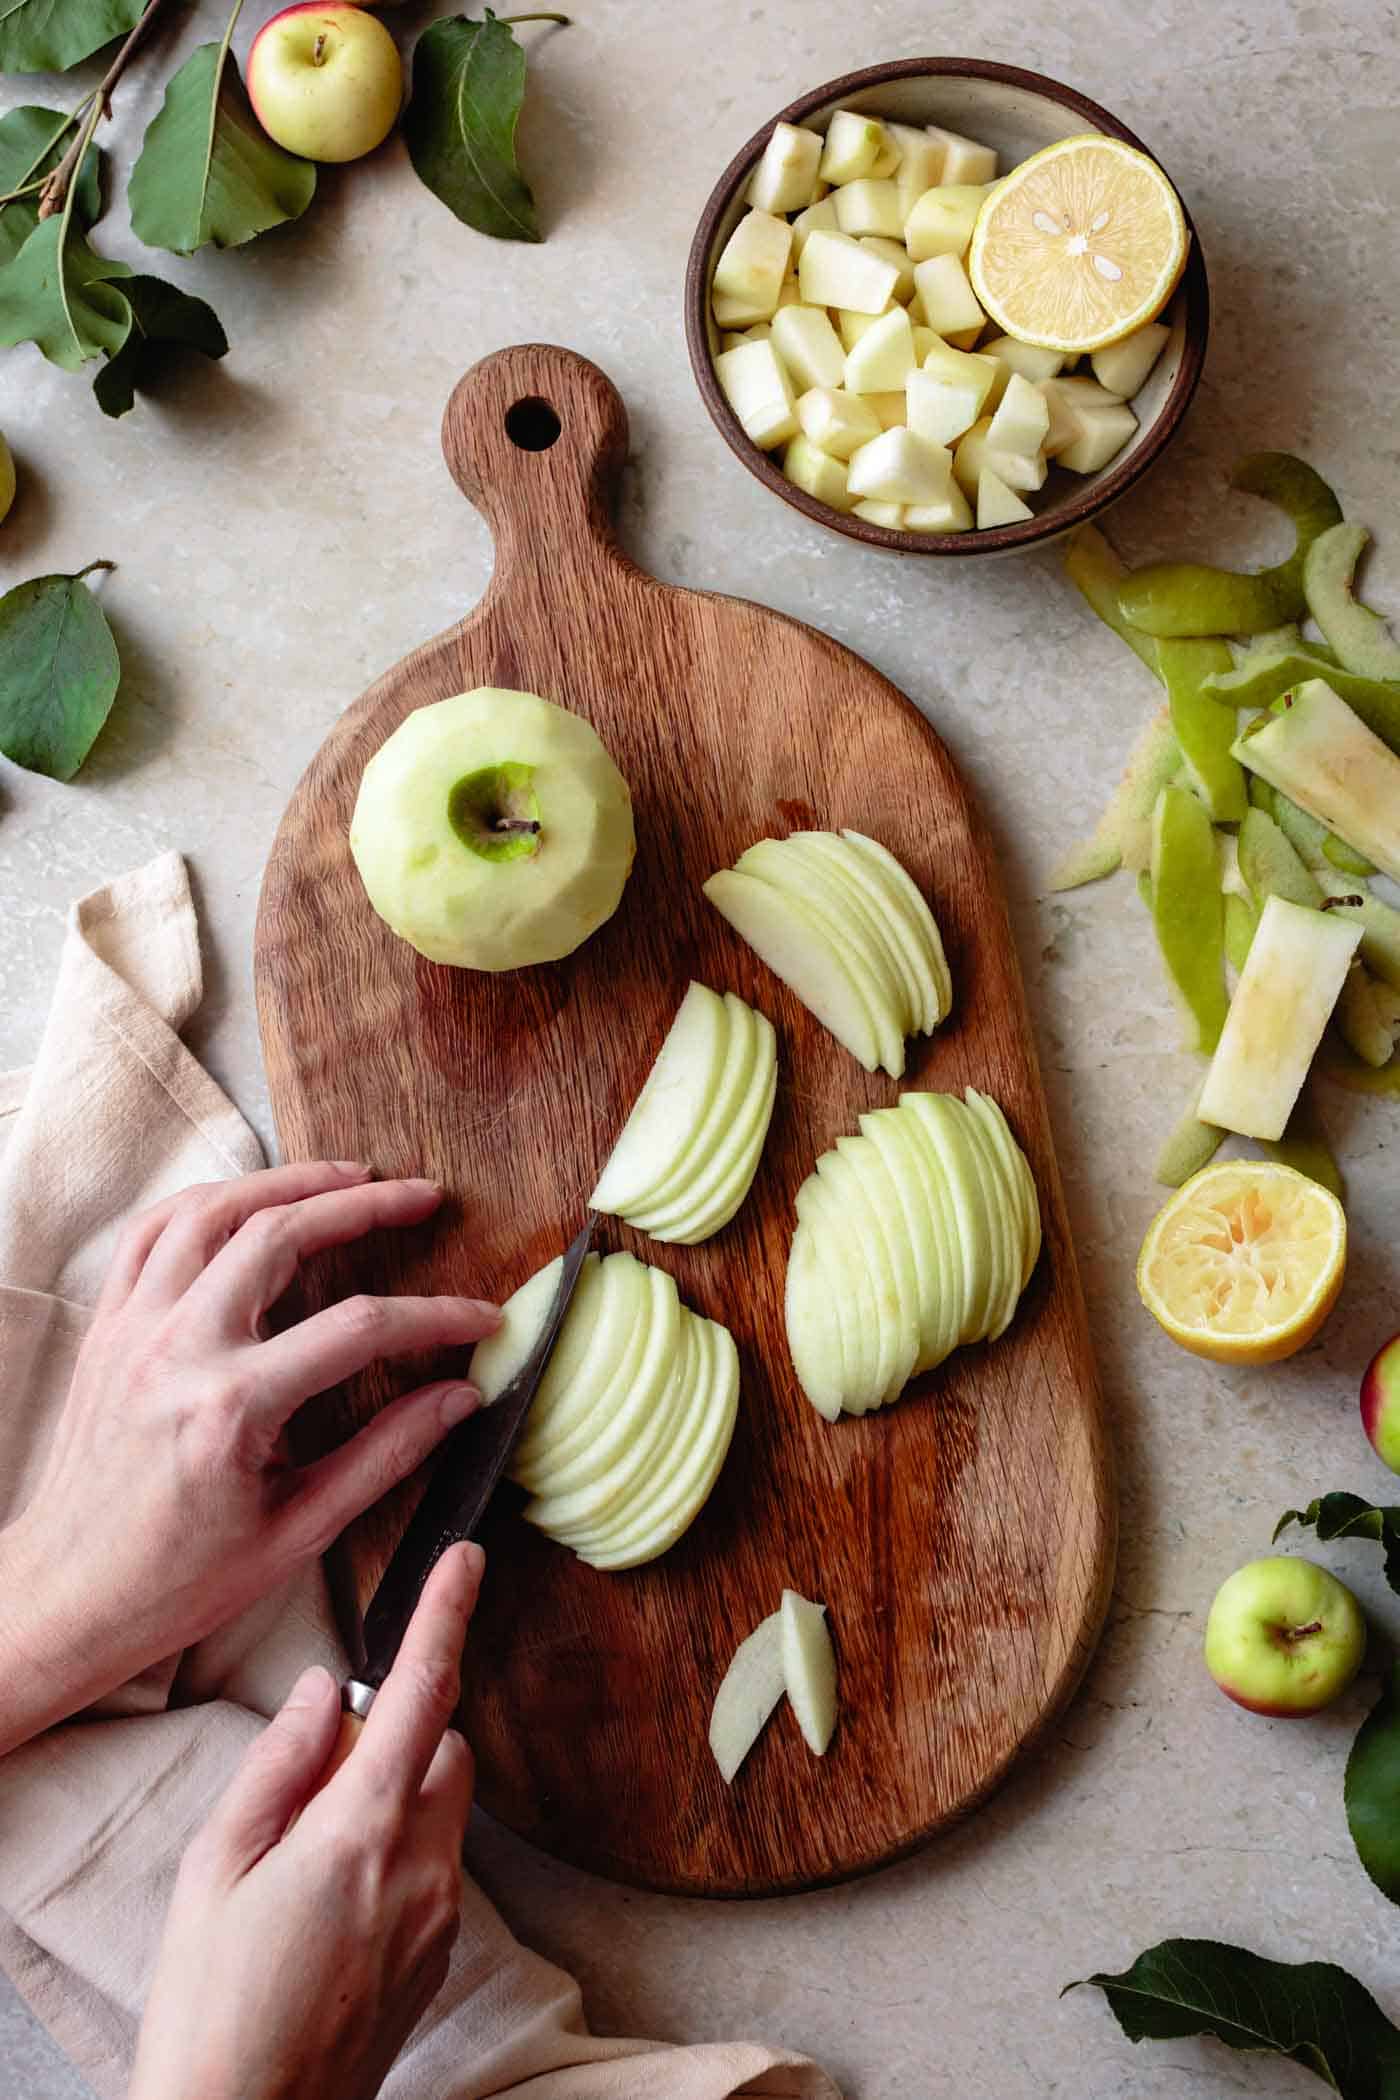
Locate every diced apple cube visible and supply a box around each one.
[905,481,974,532]
[746,122,824,215]
[847,426,954,505]
[921,336,998,414]
[886,120,944,218]
[775,274,802,310]
[770,304,847,391]
[913,252,986,339]
[853,499,905,526]
[986,372,1050,456]
[798,229,900,314]
[715,339,798,450]
[782,434,854,511]
[984,334,1064,383]
[867,390,909,428]
[951,418,1046,496]
[925,123,997,184]
[835,306,887,351]
[713,208,793,323]
[904,183,989,262]
[912,324,938,360]
[1091,320,1170,399]
[844,305,916,394]
[833,178,905,240]
[713,287,772,329]
[977,468,1034,528]
[1057,403,1138,473]
[1039,373,1124,455]
[1197,895,1361,1140]
[859,236,916,303]
[796,386,882,460]
[819,109,891,186]
[906,369,982,447]
[790,194,839,259]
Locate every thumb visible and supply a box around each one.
[202,1665,341,1877]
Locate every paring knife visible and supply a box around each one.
[319,1216,596,1779]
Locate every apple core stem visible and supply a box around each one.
[494,818,541,836]
[313,32,327,63]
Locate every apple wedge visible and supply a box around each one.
[514,1258,673,1494]
[523,1267,685,1504]
[738,838,911,1044]
[794,1172,884,1412]
[618,994,757,1222]
[703,866,887,1074]
[780,1590,838,1756]
[469,1253,567,1404]
[709,1611,786,1784]
[555,1313,708,1549]
[590,983,730,1216]
[774,834,931,1033]
[841,830,953,1018]
[580,1317,740,1570]
[628,1017,777,1244]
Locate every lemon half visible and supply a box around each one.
[969,134,1188,354]
[1136,1160,1345,1366]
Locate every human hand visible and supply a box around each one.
[0,1161,497,1752]
[130,1542,482,2100]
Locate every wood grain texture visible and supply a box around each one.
[255,344,1115,1898]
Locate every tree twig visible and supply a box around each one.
[36,0,175,222]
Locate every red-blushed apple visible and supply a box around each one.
[247,3,402,164]
[1204,1555,1366,1717]
[1361,1332,1400,1472]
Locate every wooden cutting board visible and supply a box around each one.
[255,344,1114,1898]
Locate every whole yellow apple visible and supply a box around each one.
[247,3,402,164]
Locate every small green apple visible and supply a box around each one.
[1204,1555,1365,1717]
[349,686,634,970]
[247,2,402,164]
[1361,1331,1400,1471]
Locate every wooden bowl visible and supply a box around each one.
[685,58,1210,557]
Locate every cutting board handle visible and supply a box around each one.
[440,344,631,590]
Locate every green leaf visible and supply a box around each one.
[129,32,315,256]
[0,104,102,266]
[0,215,130,369]
[1067,1938,1400,2095]
[1276,1494,1400,1592]
[0,566,120,781]
[404,12,544,243]
[1347,1665,1400,1905]
[0,0,144,75]
[92,272,226,416]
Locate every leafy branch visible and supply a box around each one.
[35,0,173,221]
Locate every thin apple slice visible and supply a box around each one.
[802,1157,904,1407]
[734,843,909,1071]
[500,1252,609,1463]
[703,866,886,1073]
[956,1094,1020,1339]
[520,1263,681,1497]
[780,1589,838,1755]
[841,831,952,1019]
[742,835,915,1031]
[856,1110,937,1364]
[511,1251,651,1479]
[786,1223,846,1421]
[794,1173,883,1412]
[629,994,759,1221]
[632,1016,778,1243]
[709,1611,786,1784]
[965,1089,1042,1297]
[552,1313,707,1550]
[580,1316,740,1569]
[834,1133,925,1405]
[468,1253,566,1404]
[899,1094,994,1347]
[795,833,941,1033]
[590,983,730,1216]
[774,833,931,1035]
[860,1106,956,1373]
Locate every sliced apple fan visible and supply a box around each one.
[469,1250,738,1569]
[787,1088,1042,1419]
[710,1589,838,1784]
[703,830,951,1076]
[589,981,778,1244]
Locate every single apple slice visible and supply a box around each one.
[789,832,941,1034]
[703,866,886,1074]
[859,1106,951,1373]
[786,1223,846,1421]
[552,1313,707,1550]
[589,982,730,1217]
[841,831,953,1020]
[489,1252,608,1464]
[813,1146,917,1407]
[521,1263,681,1497]
[985,335,1064,384]
[794,1173,883,1412]
[629,1012,777,1243]
[738,837,912,1038]
[468,1253,566,1405]
[791,195,839,259]
[624,994,758,1221]
[349,687,635,971]
[966,1090,1042,1298]
[709,1610,786,1783]
[780,1590,838,1755]
[511,1250,650,1477]
[835,1134,925,1404]
[899,1094,994,1347]
[1198,895,1362,1140]
[977,468,1034,529]
[957,1094,1025,1339]
[580,1317,740,1570]
[1234,679,1400,882]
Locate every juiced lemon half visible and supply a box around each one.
[1136,1160,1345,1365]
[969,134,1187,353]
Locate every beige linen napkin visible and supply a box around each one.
[0,854,838,2100]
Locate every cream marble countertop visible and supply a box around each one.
[3,2,1400,2093]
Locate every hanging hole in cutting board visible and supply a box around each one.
[504,397,562,451]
